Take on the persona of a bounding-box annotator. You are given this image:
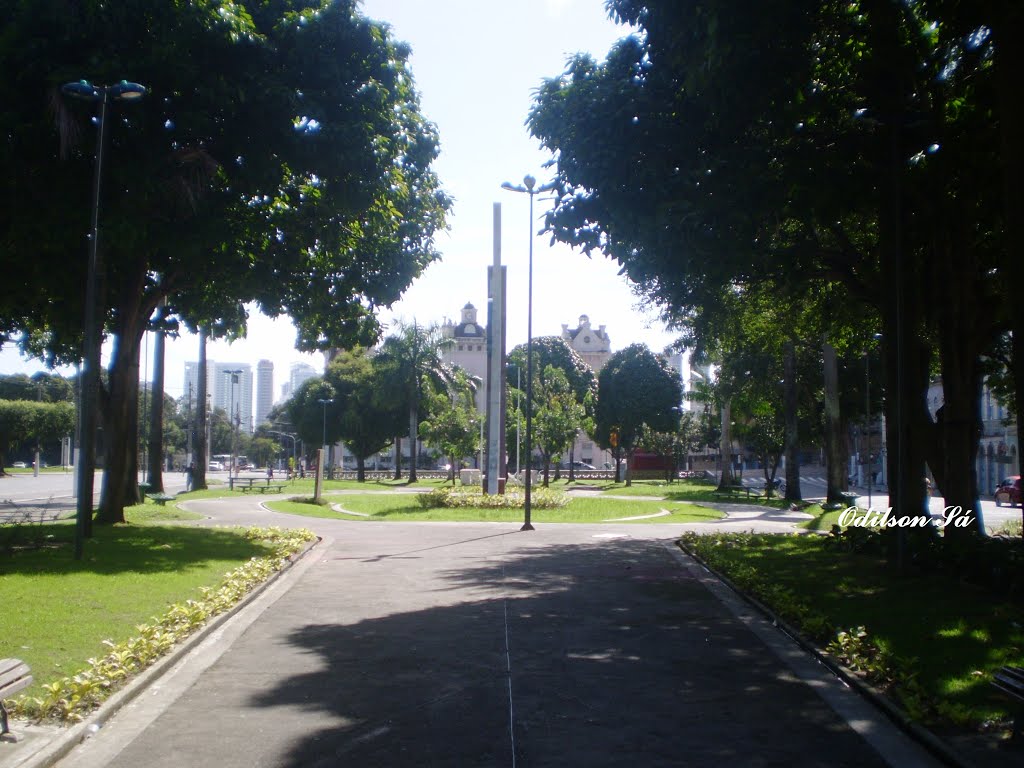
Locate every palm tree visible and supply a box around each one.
[378,321,457,482]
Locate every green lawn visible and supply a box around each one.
[590,478,792,509]
[681,532,1024,729]
[267,493,726,524]
[0,505,275,695]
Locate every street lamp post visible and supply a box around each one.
[226,370,242,476]
[268,430,298,472]
[511,364,522,475]
[501,175,554,531]
[62,79,146,560]
[866,333,882,510]
[318,398,333,475]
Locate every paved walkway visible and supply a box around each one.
[4,497,942,767]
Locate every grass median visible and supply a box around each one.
[0,500,304,703]
[679,531,1024,737]
[267,493,726,524]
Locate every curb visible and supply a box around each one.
[676,539,973,768]
[3,534,324,768]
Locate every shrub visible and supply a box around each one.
[417,487,569,510]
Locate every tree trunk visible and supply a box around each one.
[718,399,734,490]
[783,342,802,501]
[393,436,402,480]
[193,327,208,491]
[862,0,934,569]
[98,325,145,524]
[625,447,634,487]
[408,404,418,483]
[933,230,984,539]
[822,338,846,503]
[356,455,365,482]
[146,313,165,493]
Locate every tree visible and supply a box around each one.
[595,344,683,487]
[285,378,341,472]
[507,336,598,479]
[0,0,450,522]
[326,347,403,482]
[249,437,280,470]
[532,366,586,486]
[419,370,481,485]
[377,322,456,482]
[0,400,75,473]
[529,0,1005,541]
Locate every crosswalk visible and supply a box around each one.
[733,471,837,499]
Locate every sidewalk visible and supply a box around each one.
[3,510,943,767]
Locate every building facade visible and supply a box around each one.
[440,302,489,412]
[927,379,1019,497]
[184,361,254,434]
[255,359,274,428]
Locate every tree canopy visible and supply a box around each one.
[529,0,1016,536]
[0,0,450,520]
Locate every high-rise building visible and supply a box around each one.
[212,363,253,434]
[255,360,274,428]
[289,362,318,394]
[184,361,254,433]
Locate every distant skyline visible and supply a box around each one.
[0,1,683,397]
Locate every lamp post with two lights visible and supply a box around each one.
[61,79,147,559]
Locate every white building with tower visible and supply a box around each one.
[441,302,489,412]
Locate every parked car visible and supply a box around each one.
[562,461,596,470]
[12,461,27,468]
[208,461,224,472]
[994,476,1022,507]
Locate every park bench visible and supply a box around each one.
[713,485,755,499]
[0,658,32,742]
[992,665,1024,742]
[147,493,176,506]
[239,484,288,494]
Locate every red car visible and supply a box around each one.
[994,476,1022,507]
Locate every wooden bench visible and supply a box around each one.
[1,658,32,742]
[147,493,176,506]
[713,485,755,499]
[240,484,288,495]
[992,665,1024,742]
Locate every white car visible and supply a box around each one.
[12,461,27,469]
[208,461,224,472]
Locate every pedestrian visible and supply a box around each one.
[185,462,195,492]
[267,466,274,481]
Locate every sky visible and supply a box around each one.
[0,0,680,402]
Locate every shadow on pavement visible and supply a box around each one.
[240,537,889,767]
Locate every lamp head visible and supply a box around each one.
[523,175,536,190]
[110,80,147,101]
[61,80,100,101]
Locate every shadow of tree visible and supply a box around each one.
[0,520,269,574]
[201,534,892,767]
